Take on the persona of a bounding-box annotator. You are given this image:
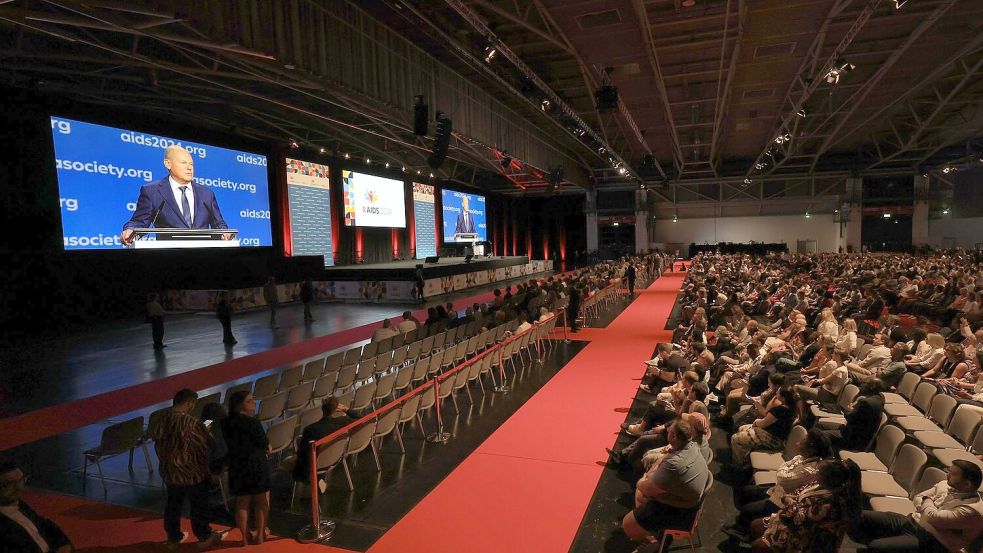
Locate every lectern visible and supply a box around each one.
[128,228,240,249]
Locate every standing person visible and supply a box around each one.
[0,462,73,553]
[263,277,279,328]
[147,293,166,350]
[152,389,225,551]
[222,391,272,546]
[567,285,581,333]
[216,292,236,346]
[300,277,315,324]
[414,265,425,304]
[625,263,637,295]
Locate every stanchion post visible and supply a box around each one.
[427,377,450,443]
[562,309,570,344]
[297,439,335,543]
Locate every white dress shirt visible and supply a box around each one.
[169,176,195,224]
[0,504,50,552]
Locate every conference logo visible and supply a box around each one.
[237,153,267,167]
[364,189,380,204]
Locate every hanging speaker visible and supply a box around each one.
[545,167,563,196]
[413,95,428,136]
[428,113,452,169]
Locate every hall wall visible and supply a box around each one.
[652,214,843,253]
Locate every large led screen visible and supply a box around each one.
[51,116,273,250]
[441,189,487,243]
[286,158,333,266]
[341,170,406,228]
[413,183,437,258]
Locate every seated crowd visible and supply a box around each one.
[609,251,983,553]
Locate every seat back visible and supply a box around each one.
[406,340,423,361]
[191,393,221,419]
[438,377,455,399]
[411,357,430,383]
[257,392,287,422]
[927,394,958,428]
[375,408,401,438]
[896,372,920,399]
[375,372,397,400]
[910,382,938,413]
[346,421,376,455]
[335,365,357,392]
[421,335,435,354]
[298,407,322,435]
[361,341,379,360]
[874,424,906,466]
[343,347,362,367]
[280,365,303,389]
[324,351,344,374]
[285,386,313,412]
[837,384,860,411]
[301,360,324,383]
[783,425,809,460]
[315,435,349,472]
[253,374,280,400]
[335,390,354,409]
[910,467,947,500]
[355,356,377,382]
[418,386,436,411]
[432,332,446,351]
[392,331,406,349]
[97,416,144,455]
[890,444,928,494]
[377,336,394,353]
[311,375,335,402]
[398,394,422,424]
[394,364,414,393]
[352,381,378,412]
[391,347,408,367]
[267,416,297,455]
[144,407,170,440]
[223,381,253,409]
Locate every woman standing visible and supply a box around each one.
[222,391,271,545]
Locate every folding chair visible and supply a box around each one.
[83,416,149,493]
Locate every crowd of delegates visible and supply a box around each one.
[608,250,983,552]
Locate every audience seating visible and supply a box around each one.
[860,443,927,498]
[933,425,983,469]
[868,467,946,516]
[839,424,906,472]
[749,425,807,478]
[913,406,981,450]
[883,382,936,418]
[895,394,958,433]
[83,416,149,493]
[882,373,920,404]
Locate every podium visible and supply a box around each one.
[452,232,478,244]
[129,228,240,249]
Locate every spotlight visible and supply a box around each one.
[288,139,299,149]
[540,98,552,112]
[825,60,856,84]
[618,167,627,175]
[883,213,892,219]
[319,147,326,154]
[385,162,390,168]
[805,212,811,218]
[744,178,752,185]
[672,215,678,223]
[893,0,908,8]
[344,153,351,159]
[598,147,607,155]
[416,170,421,174]
[366,158,371,164]
[640,184,646,189]
[774,133,791,145]
[402,166,407,172]
[796,108,807,118]
[942,207,950,215]
[754,162,765,170]
[429,172,434,178]
[612,222,620,227]
[942,166,953,174]
[483,45,497,63]
[575,128,587,137]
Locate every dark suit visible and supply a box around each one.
[454,209,476,235]
[0,500,72,553]
[822,394,885,451]
[123,177,228,231]
[293,414,355,482]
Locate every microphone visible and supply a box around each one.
[142,200,166,240]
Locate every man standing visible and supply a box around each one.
[216,291,236,345]
[0,462,73,553]
[454,195,476,236]
[263,277,279,329]
[151,389,224,551]
[120,146,230,245]
[147,293,166,350]
[567,285,581,333]
[625,262,637,295]
[300,277,315,324]
[850,460,983,552]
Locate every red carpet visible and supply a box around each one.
[367,270,684,553]
[22,489,355,552]
[0,291,496,451]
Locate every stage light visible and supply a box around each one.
[416,170,421,174]
[385,162,390,168]
[942,207,950,215]
[893,0,908,8]
[672,216,678,223]
[825,60,856,84]
[288,139,299,149]
[612,222,620,227]
[344,153,351,159]
[754,162,765,170]
[883,213,892,219]
[319,147,326,154]
[774,133,791,145]
[483,45,497,63]
[744,178,752,185]
[365,158,371,164]
[429,172,434,178]
[618,167,627,175]
[598,147,607,154]
[942,166,953,174]
[540,98,552,112]
[796,108,807,118]
[575,128,586,137]
[805,212,811,218]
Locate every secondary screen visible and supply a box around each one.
[413,183,437,258]
[341,170,406,228]
[286,158,333,266]
[441,189,486,243]
[51,116,273,250]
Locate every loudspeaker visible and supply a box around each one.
[427,114,452,169]
[425,256,440,264]
[413,95,428,136]
[595,84,619,111]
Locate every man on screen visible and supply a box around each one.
[120,146,231,245]
[453,195,476,236]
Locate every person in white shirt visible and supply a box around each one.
[846,333,890,383]
[396,311,418,334]
[0,462,73,553]
[371,319,398,342]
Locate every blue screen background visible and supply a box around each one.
[441,189,487,243]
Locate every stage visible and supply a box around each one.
[322,255,530,280]
[163,256,552,309]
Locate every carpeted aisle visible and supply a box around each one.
[367,269,684,553]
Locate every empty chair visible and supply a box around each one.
[749,425,808,472]
[895,394,958,433]
[445,326,459,345]
[452,366,472,404]
[376,336,394,354]
[884,382,937,418]
[860,444,927,498]
[432,332,446,352]
[375,351,394,374]
[342,347,362,367]
[253,374,280,401]
[421,335,435,355]
[869,467,947,516]
[391,347,408,368]
[324,351,344,375]
[311,375,335,404]
[810,384,859,419]
[415,387,437,438]
[343,421,380,480]
[374,373,397,406]
[355,356,377,383]
[411,358,430,385]
[439,347,457,373]
[223,381,253,410]
[406,340,423,362]
[933,425,983,468]
[392,364,415,397]
[334,365,357,394]
[395,394,423,450]
[267,415,298,460]
[882,372,920,404]
[335,390,354,410]
[426,354,443,379]
[300,360,323,384]
[284,385,313,415]
[351,381,378,413]
[839,423,906,472]
[83,416,148,492]
[372,408,402,456]
[256,392,288,426]
[466,356,485,395]
[437,377,459,413]
[453,341,468,366]
[280,365,304,390]
[914,406,982,451]
[190,392,221,419]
